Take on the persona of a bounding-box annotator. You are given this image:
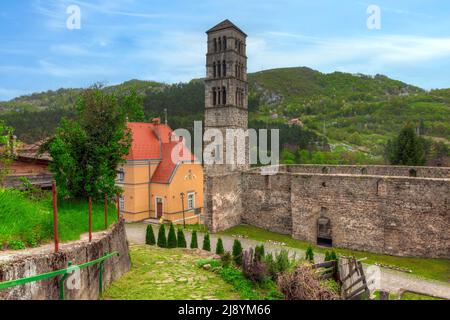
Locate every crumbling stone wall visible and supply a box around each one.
[205,165,450,258]
[204,172,243,233]
[0,220,130,300]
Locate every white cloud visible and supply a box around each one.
[247,33,450,75]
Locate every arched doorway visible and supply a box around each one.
[317,214,332,247]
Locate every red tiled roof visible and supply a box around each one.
[207,19,247,36]
[126,122,196,184]
[151,141,196,184]
[126,122,164,160]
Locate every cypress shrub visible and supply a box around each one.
[157,224,167,248]
[177,228,187,248]
[254,244,265,262]
[202,233,211,251]
[216,238,225,255]
[190,230,198,249]
[232,239,243,266]
[305,245,314,263]
[145,224,156,245]
[167,223,177,248]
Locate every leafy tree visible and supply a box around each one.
[177,228,187,248]
[215,238,225,255]
[46,88,131,199]
[167,223,177,248]
[232,239,243,266]
[202,233,211,251]
[121,90,145,122]
[190,230,198,249]
[386,123,426,166]
[0,121,14,185]
[305,245,314,263]
[145,225,156,245]
[157,224,167,248]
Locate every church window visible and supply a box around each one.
[212,88,217,106]
[214,38,217,52]
[213,62,216,78]
[222,86,227,105]
[223,60,226,77]
[223,36,227,49]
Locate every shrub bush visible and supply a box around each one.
[242,248,268,284]
[157,224,167,248]
[202,233,211,251]
[232,239,243,266]
[145,225,156,245]
[265,249,291,280]
[8,240,26,250]
[277,263,340,300]
[177,228,187,248]
[190,230,198,249]
[305,245,314,263]
[254,244,265,262]
[221,251,232,268]
[216,238,225,255]
[167,223,177,248]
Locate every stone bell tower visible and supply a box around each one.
[204,19,249,176]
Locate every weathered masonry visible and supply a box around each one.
[203,21,450,259]
[206,165,450,258]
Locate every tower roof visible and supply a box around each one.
[206,19,247,37]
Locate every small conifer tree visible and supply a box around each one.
[216,238,225,255]
[190,230,198,249]
[202,233,211,251]
[145,224,156,245]
[232,239,243,266]
[167,223,178,248]
[157,224,167,248]
[254,244,265,262]
[305,245,314,263]
[177,228,187,248]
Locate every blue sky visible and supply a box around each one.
[1,0,450,100]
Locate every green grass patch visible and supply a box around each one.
[0,189,118,249]
[102,245,240,300]
[400,292,444,300]
[220,225,450,283]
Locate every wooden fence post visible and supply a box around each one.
[52,181,59,253]
[88,197,92,242]
[104,193,108,229]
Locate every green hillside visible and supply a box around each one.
[1,67,449,164]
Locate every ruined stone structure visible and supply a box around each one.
[203,21,450,259]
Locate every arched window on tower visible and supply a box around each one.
[222,61,226,77]
[217,88,221,105]
[214,38,217,52]
[223,36,227,50]
[212,88,217,106]
[213,62,216,78]
[218,37,222,51]
[222,86,227,105]
[217,61,221,77]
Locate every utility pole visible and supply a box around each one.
[164,108,168,125]
[180,192,186,229]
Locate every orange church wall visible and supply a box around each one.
[118,161,204,224]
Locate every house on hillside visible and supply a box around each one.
[118,119,204,224]
[5,141,52,189]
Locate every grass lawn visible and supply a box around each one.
[102,245,241,300]
[400,292,444,300]
[0,189,118,249]
[220,225,450,283]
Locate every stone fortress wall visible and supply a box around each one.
[0,221,130,300]
[206,165,450,258]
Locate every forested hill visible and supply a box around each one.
[1,67,449,161]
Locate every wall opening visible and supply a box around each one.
[409,168,417,177]
[317,209,332,247]
[317,237,333,247]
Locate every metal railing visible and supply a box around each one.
[0,251,119,300]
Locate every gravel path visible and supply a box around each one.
[125,223,450,299]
